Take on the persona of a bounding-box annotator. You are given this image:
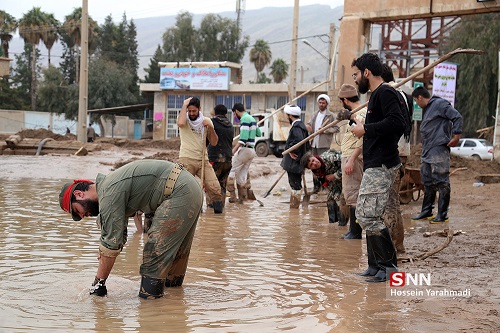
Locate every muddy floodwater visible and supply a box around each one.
[0,176,441,332]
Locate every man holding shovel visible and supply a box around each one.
[177,97,223,213]
[300,150,343,222]
[227,103,261,204]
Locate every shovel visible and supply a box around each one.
[302,174,310,207]
[263,170,286,198]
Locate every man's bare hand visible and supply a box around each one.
[351,118,365,138]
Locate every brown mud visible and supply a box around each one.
[2,129,500,331]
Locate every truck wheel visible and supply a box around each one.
[255,142,269,157]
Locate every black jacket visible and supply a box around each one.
[363,83,405,170]
[208,115,234,163]
[280,120,310,174]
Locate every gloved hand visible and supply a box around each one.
[90,277,107,296]
[336,109,351,121]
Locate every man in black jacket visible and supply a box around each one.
[350,53,405,283]
[208,104,234,210]
[280,105,310,208]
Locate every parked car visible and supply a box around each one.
[450,138,493,161]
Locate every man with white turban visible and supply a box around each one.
[306,94,337,195]
[280,105,310,208]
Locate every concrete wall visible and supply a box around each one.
[0,109,78,135]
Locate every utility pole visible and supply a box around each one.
[77,0,89,143]
[289,0,299,101]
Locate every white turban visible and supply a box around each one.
[317,94,330,104]
[284,105,302,117]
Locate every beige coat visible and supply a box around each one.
[307,109,336,149]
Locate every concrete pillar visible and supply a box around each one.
[153,92,167,140]
[336,16,367,90]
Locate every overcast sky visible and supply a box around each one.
[3,0,344,23]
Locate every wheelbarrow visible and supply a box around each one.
[399,166,424,204]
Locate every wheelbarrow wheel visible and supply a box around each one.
[399,178,413,204]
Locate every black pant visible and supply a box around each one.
[287,172,302,191]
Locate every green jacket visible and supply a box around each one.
[95,160,173,255]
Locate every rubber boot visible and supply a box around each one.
[212,201,223,214]
[412,186,436,220]
[247,189,257,200]
[365,228,398,283]
[327,201,338,223]
[165,275,185,287]
[143,213,154,233]
[290,190,301,209]
[431,185,450,223]
[245,177,256,200]
[237,184,247,203]
[312,176,321,194]
[139,276,165,299]
[338,204,348,226]
[227,177,237,203]
[344,206,362,239]
[358,235,379,276]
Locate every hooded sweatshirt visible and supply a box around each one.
[208,115,234,163]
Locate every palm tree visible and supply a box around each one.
[270,58,289,83]
[63,8,98,83]
[19,7,48,111]
[249,39,272,81]
[0,10,18,58]
[41,13,60,66]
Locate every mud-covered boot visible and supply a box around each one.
[358,235,379,276]
[431,185,450,223]
[139,276,166,299]
[247,189,257,200]
[412,186,436,220]
[237,184,247,203]
[338,205,348,226]
[227,177,237,203]
[365,228,398,283]
[327,201,338,223]
[290,190,301,209]
[344,206,362,239]
[212,201,223,214]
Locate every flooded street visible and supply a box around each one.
[0,174,428,332]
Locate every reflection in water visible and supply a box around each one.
[0,178,414,332]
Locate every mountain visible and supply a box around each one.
[8,4,344,84]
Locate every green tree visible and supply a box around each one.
[195,14,249,63]
[41,13,60,65]
[0,77,30,110]
[0,10,18,58]
[162,11,196,61]
[59,34,77,84]
[442,13,500,136]
[249,39,272,81]
[63,7,98,83]
[143,45,166,83]
[10,43,40,107]
[270,58,289,83]
[37,65,77,114]
[19,7,48,110]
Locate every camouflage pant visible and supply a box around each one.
[356,164,400,233]
[382,165,405,253]
[140,169,203,285]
